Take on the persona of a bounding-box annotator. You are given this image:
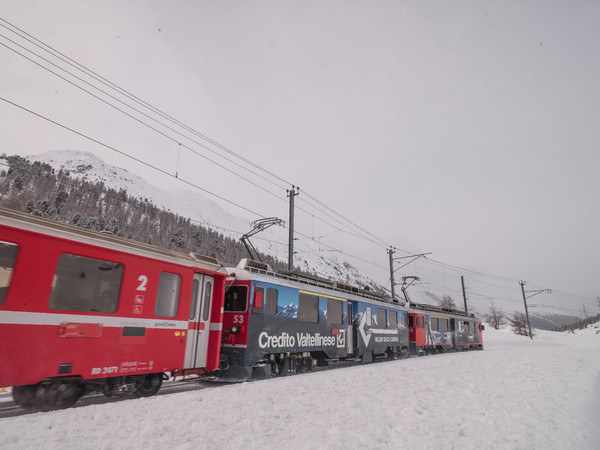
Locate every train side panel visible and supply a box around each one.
[0,213,227,389]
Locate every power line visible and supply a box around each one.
[0,35,289,204]
[0,17,293,190]
[2,19,597,306]
[0,96,264,219]
[1,19,398,268]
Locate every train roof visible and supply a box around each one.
[405,301,478,319]
[229,259,481,320]
[228,258,408,309]
[0,206,228,275]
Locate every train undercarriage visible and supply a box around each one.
[11,373,165,412]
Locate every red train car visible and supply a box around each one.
[0,207,228,410]
[407,303,483,355]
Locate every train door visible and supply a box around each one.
[184,273,214,369]
[346,302,354,355]
[408,313,426,355]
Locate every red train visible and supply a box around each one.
[0,207,228,411]
[0,208,484,411]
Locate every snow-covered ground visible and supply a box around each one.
[1,326,599,449]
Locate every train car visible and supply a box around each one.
[407,303,484,355]
[219,259,410,380]
[0,207,228,411]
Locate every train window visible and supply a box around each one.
[327,299,343,325]
[48,254,123,313]
[202,281,212,321]
[253,287,265,314]
[366,306,372,327]
[440,318,449,332]
[377,308,386,328]
[225,285,248,312]
[431,317,439,331]
[389,311,397,328]
[408,315,414,328]
[190,278,199,320]
[298,294,319,323]
[0,242,18,305]
[155,272,181,317]
[265,288,277,315]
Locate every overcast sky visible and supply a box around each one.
[1,1,599,309]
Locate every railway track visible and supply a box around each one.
[0,359,406,418]
[0,378,213,418]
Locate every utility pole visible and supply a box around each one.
[461,276,468,314]
[520,281,551,340]
[387,248,431,303]
[388,247,396,301]
[287,186,299,271]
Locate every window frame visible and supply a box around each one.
[377,308,387,328]
[265,288,278,315]
[0,241,18,306]
[154,272,182,318]
[48,253,123,313]
[202,281,212,321]
[327,298,343,325]
[389,310,398,328]
[224,285,248,312]
[298,293,319,323]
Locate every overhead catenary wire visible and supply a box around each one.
[0,20,403,258]
[1,23,395,258]
[0,18,292,190]
[0,99,388,278]
[1,18,597,309]
[0,35,289,204]
[0,96,264,219]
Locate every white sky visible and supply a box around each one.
[1,1,599,304]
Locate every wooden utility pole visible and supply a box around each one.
[519,281,551,340]
[461,276,468,313]
[287,186,299,271]
[388,247,396,301]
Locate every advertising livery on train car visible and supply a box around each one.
[219,259,410,380]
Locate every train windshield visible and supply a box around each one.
[224,285,248,312]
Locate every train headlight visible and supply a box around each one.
[230,326,240,334]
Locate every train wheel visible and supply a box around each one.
[304,356,314,371]
[270,361,281,377]
[12,384,38,411]
[36,380,82,411]
[133,373,163,397]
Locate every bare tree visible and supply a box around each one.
[509,312,533,337]
[483,301,506,330]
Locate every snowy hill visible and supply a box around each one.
[20,150,592,328]
[27,150,252,237]
[25,150,381,291]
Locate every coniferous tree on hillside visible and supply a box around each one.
[0,154,286,269]
[439,295,457,309]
